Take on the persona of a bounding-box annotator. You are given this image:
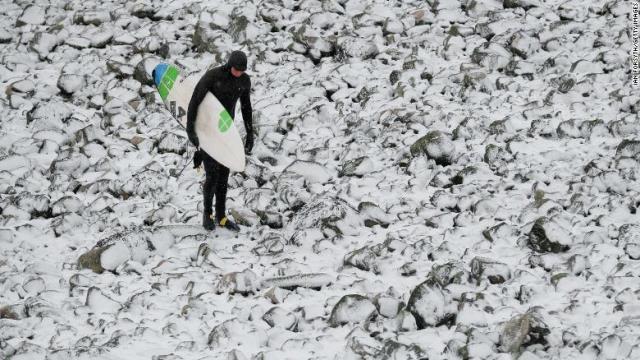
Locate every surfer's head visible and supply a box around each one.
[228,50,247,77]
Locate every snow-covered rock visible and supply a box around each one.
[329,294,377,327]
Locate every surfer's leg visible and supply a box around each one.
[214,160,231,221]
[202,156,217,230]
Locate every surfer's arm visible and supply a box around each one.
[187,71,215,147]
[240,82,254,153]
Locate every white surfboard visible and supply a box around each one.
[153,63,246,172]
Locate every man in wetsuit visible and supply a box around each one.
[186,50,253,231]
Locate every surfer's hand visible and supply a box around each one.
[189,135,199,148]
[244,136,254,155]
[193,149,203,169]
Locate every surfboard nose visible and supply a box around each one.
[153,63,169,87]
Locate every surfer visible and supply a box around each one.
[186,50,254,231]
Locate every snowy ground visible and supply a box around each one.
[1,0,639,359]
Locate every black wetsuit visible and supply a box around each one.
[186,64,253,221]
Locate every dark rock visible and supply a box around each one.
[261,273,332,290]
[407,280,456,329]
[470,257,511,284]
[410,131,455,166]
[344,246,381,274]
[329,294,377,327]
[500,311,550,353]
[616,139,640,158]
[528,217,570,253]
[378,340,425,360]
[255,210,283,229]
[390,70,401,85]
[134,57,161,86]
[552,74,576,94]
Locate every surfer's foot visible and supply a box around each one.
[218,216,240,232]
[203,212,216,231]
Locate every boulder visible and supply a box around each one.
[410,131,455,166]
[216,269,260,295]
[329,294,377,327]
[527,217,571,253]
[407,280,456,328]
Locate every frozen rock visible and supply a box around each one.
[450,164,494,185]
[484,144,513,172]
[527,217,571,253]
[618,224,640,260]
[470,257,511,284]
[208,318,266,349]
[340,156,375,177]
[27,101,72,131]
[410,130,455,166]
[88,28,114,48]
[283,160,333,184]
[374,295,403,319]
[292,24,335,60]
[252,230,285,254]
[556,120,581,138]
[192,21,231,55]
[0,304,27,320]
[57,74,85,95]
[344,245,382,274]
[289,194,360,235]
[510,31,540,59]
[216,269,260,294]
[378,340,425,360]
[337,36,379,60]
[428,262,468,287]
[225,350,248,360]
[228,15,268,44]
[551,74,576,94]
[500,312,550,353]
[254,210,284,229]
[383,18,404,35]
[17,5,46,26]
[8,79,35,94]
[262,307,297,330]
[616,140,640,158]
[130,2,156,19]
[134,56,161,86]
[263,287,290,304]
[329,294,377,327]
[113,33,136,45]
[503,0,539,10]
[78,229,163,273]
[74,11,112,26]
[261,273,332,290]
[50,152,91,178]
[407,280,456,329]
[78,242,122,273]
[571,59,604,75]
[358,202,390,228]
[65,36,91,49]
[30,32,59,58]
[14,193,50,218]
[157,133,186,155]
[86,287,121,313]
[0,28,12,44]
[471,42,511,71]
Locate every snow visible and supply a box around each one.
[0,0,638,359]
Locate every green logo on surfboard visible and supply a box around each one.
[158,65,179,101]
[219,110,232,132]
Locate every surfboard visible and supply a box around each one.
[153,63,246,172]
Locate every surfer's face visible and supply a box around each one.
[230,67,244,78]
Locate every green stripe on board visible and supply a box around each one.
[158,65,179,101]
